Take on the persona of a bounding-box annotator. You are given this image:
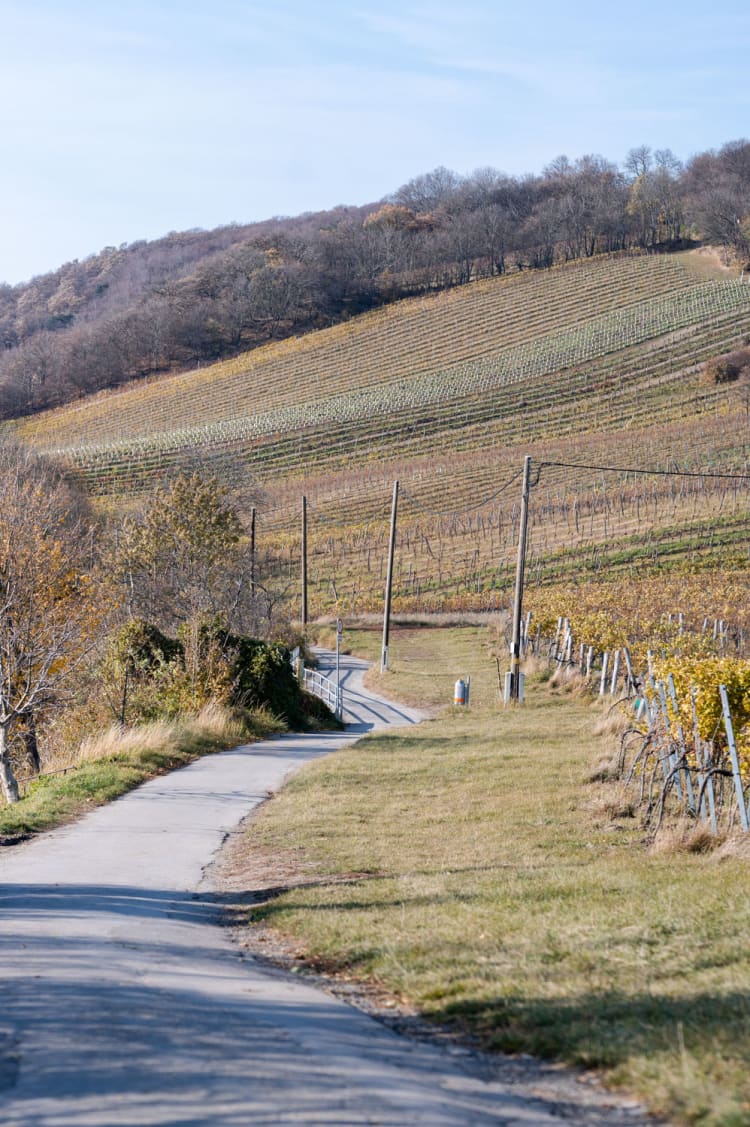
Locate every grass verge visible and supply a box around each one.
[0,704,285,841]
[239,627,750,1127]
[311,621,504,711]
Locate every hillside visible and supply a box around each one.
[2,138,748,424]
[9,248,750,619]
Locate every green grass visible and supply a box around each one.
[0,707,285,840]
[240,628,750,1126]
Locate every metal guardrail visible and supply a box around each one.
[303,667,343,720]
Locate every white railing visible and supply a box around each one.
[303,667,343,720]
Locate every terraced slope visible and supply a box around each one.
[11,250,750,616]
[17,252,714,452]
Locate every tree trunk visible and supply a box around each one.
[22,713,41,773]
[0,726,20,804]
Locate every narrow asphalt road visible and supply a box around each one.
[0,653,654,1125]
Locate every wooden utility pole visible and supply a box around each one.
[250,506,256,597]
[301,495,308,627]
[381,480,399,672]
[509,456,531,701]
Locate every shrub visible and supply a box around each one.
[101,619,185,724]
[703,346,750,385]
[224,634,308,725]
[101,620,337,730]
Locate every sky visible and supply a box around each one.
[1,0,749,285]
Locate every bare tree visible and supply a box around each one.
[685,139,750,261]
[624,145,653,179]
[0,444,96,803]
[392,166,462,213]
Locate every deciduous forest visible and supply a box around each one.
[1,139,748,418]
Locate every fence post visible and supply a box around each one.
[667,674,695,814]
[719,684,749,831]
[558,623,571,665]
[691,688,716,832]
[702,742,719,832]
[650,686,671,783]
[599,652,609,696]
[523,611,532,656]
[623,647,636,696]
[658,679,683,800]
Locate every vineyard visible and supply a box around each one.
[29,278,750,471]
[15,252,702,449]
[520,603,750,839]
[7,248,750,631]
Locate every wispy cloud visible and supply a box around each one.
[1,0,750,282]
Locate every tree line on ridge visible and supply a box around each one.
[0,139,748,420]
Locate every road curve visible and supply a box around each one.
[0,652,652,1125]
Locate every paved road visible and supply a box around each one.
[314,649,425,731]
[0,653,653,1125]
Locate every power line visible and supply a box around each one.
[399,468,524,516]
[308,498,393,528]
[254,457,750,534]
[258,494,392,530]
[259,468,525,528]
[538,459,750,482]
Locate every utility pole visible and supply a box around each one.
[381,480,399,672]
[509,455,531,701]
[250,506,256,597]
[301,495,308,628]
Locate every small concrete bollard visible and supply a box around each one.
[503,671,525,704]
[454,678,467,706]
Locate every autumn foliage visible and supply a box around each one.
[0,444,100,802]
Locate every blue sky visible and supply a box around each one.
[1,0,749,284]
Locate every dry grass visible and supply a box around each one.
[548,665,590,695]
[713,832,750,862]
[649,824,722,855]
[592,706,633,740]
[585,781,638,821]
[71,703,248,767]
[234,625,750,1127]
[518,653,550,678]
[585,706,636,781]
[1,704,284,839]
